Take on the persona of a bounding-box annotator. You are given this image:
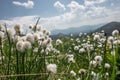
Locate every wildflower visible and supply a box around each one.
[33,47,38,53]
[14,24,21,35]
[42,28,47,34]
[84,33,87,35]
[12,36,19,43]
[77,78,81,80]
[45,47,51,55]
[112,30,119,36]
[23,41,32,50]
[46,30,51,36]
[100,38,106,43]
[56,39,62,45]
[0,31,4,39]
[41,39,49,48]
[113,40,120,45]
[79,48,85,53]
[94,34,100,41]
[70,34,73,37]
[104,63,110,69]
[108,36,114,43]
[70,70,76,76]
[47,63,57,73]
[41,49,45,54]
[29,24,33,29]
[78,69,86,75]
[98,44,102,48]
[105,72,109,78]
[6,28,13,37]
[26,34,34,44]
[16,41,24,52]
[71,38,73,41]
[67,54,75,63]
[68,57,75,63]
[89,60,97,67]
[94,56,102,66]
[36,25,42,31]
[91,71,96,77]
[74,46,79,50]
[33,33,40,41]
[79,32,82,36]
[0,24,3,30]
[111,50,115,56]
[101,30,104,33]
[47,43,53,50]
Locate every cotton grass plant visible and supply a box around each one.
[0,19,120,80]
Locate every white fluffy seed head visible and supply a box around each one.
[0,24,3,30]
[112,30,119,36]
[47,64,57,73]
[94,34,100,41]
[67,54,75,63]
[94,56,102,63]
[70,70,76,76]
[113,40,120,45]
[33,33,40,41]
[89,60,97,67]
[14,24,21,34]
[16,41,24,52]
[46,30,51,36]
[6,28,13,37]
[26,34,34,44]
[56,39,62,45]
[0,31,4,39]
[105,72,109,77]
[105,63,110,69]
[95,56,103,66]
[108,36,114,43]
[91,71,96,77]
[33,47,38,53]
[100,38,106,43]
[78,69,86,75]
[79,48,85,53]
[68,57,75,63]
[23,41,32,50]
[74,46,79,50]
[13,36,20,44]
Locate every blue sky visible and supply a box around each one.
[0,0,120,30]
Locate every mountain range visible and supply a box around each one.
[94,22,120,35]
[51,21,120,36]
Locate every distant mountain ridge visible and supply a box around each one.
[51,21,120,36]
[94,22,120,35]
[52,24,103,35]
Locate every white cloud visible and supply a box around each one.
[0,15,38,27]
[54,1,66,11]
[67,1,85,12]
[1,0,120,32]
[13,0,34,9]
[84,0,106,6]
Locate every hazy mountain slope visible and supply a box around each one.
[94,22,120,35]
[52,24,103,35]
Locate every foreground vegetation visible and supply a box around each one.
[0,21,120,80]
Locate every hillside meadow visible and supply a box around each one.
[0,21,120,80]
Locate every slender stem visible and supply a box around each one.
[4,24,12,76]
[22,52,25,80]
[16,49,20,80]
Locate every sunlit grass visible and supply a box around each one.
[0,21,120,80]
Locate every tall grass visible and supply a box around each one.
[0,21,120,80]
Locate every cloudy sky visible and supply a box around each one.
[0,0,120,30]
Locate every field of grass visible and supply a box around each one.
[0,21,120,80]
